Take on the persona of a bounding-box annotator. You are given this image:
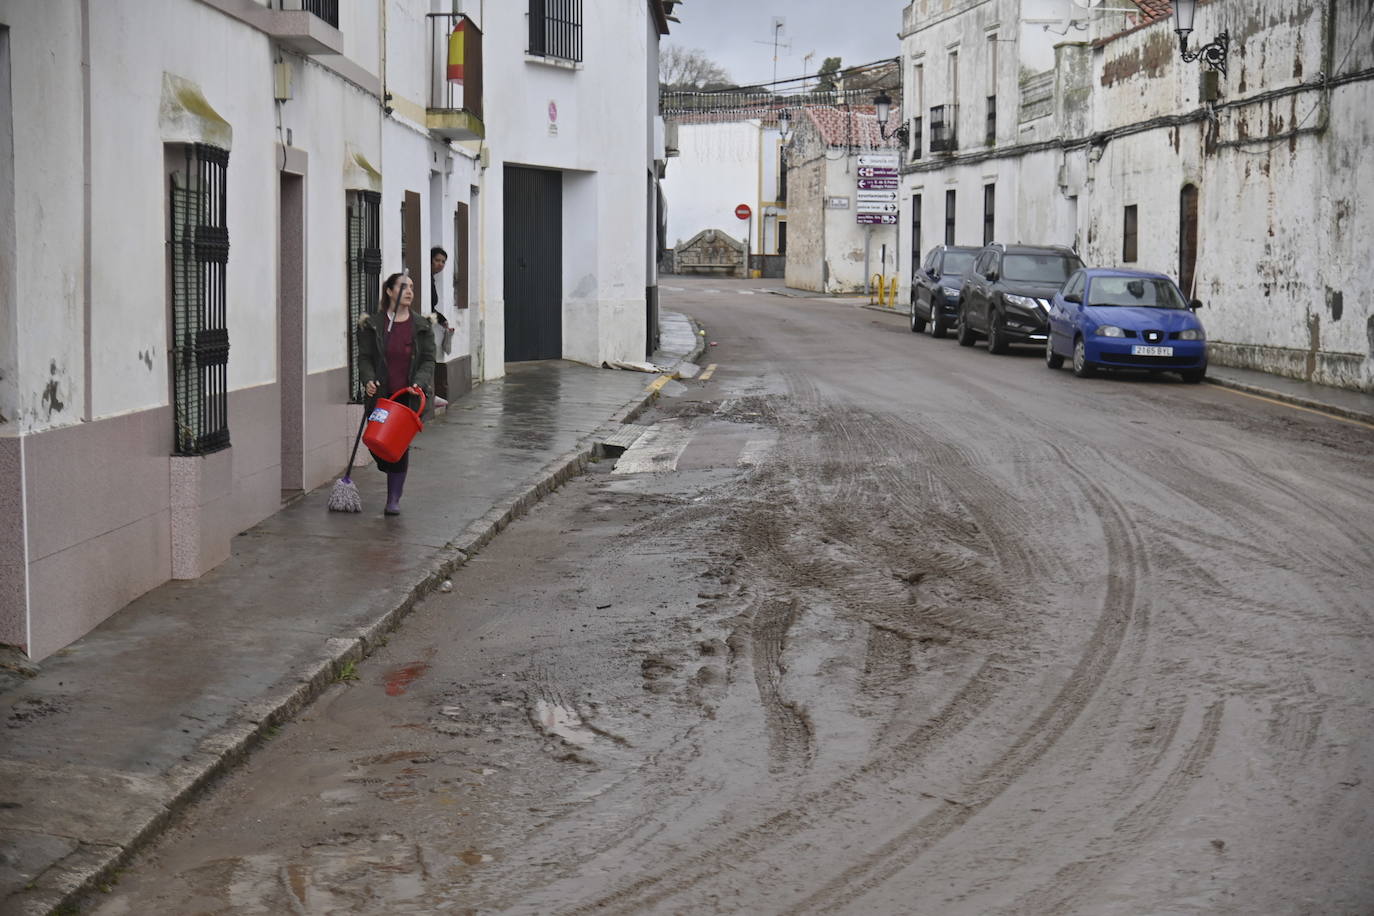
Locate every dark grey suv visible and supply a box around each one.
[956,244,1084,354]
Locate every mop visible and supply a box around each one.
[327,408,370,512]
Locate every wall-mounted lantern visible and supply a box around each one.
[777,108,792,143]
[872,91,911,147]
[1174,0,1229,76]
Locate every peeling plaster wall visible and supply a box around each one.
[783,147,827,293]
[897,0,1374,391]
[824,155,897,293]
[1085,0,1374,390]
[0,1,84,435]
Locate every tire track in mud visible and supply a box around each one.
[998,700,1226,915]
[786,441,1152,914]
[748,596,814,774]
[573,391,1143,914]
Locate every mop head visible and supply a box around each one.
[327,476,362,513]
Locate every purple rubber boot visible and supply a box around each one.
[384,470,406,515]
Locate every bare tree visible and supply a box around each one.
[660,45,734,90]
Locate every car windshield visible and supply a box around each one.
[1002,254,1080,283]
[1086,276,1189,309]
[943,251,976,276]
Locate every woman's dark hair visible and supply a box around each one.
[431,245,448,260]
[378,272,406,313]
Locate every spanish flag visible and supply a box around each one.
[447,21,466,83]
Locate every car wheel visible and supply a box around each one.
[956,304,976,347]
[1072,337,1094,378]
[1045,335,1064,369]
[986,311,1008,354]
[929,309,947,339]
[910,297,926,334]
[1180,366,1206,384]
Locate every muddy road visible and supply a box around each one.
[92,278,1374,914]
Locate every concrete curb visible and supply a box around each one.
[1203,374,1374,426]
[31,342,702,916]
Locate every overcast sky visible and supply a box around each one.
[665,1,905,88]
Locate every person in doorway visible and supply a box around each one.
[430,246,451,402]
[357,272,436,516]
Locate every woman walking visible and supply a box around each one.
[357,272,436,515]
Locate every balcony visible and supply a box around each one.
[427,14,485,142]
[260,0,343,56]
[929,104,958,153]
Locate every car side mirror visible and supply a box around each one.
[1189,299,1203,310]
[986,270,998,282]
[1064,292,1081,304]
[927,268,938,279]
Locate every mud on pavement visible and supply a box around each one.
[90,344,1374,914]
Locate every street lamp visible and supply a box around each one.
[1173,0,1229,76]
[872,91,910,147]
[777,107,791,142]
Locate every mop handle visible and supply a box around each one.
[345,401,370,473]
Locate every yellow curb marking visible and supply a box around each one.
[1212,385,1374,432]
[647,375,672,395]
[699,363,718,381]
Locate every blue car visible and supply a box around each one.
[1046,268,1208,383]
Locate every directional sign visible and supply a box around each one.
[858,178,899,190]
[856,202,899,214]
[857,213,898,225]
[857,167,899,178]
[857,190,898,202]
[857,152,900,168]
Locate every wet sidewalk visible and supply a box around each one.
[0,314,703,915]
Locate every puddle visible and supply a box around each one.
[383,660,431,696]
[532,700,596,747]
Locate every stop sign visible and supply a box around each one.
[735,203,752,220]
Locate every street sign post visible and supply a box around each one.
[735,204,753,276]
[735,204,752,220]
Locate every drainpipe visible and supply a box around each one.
[81,0,92,422]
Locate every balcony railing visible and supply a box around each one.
[261,0,343,55]
[300,0,337,29]
[427,13,485,141]
[930,104,958,153]
[910,116,923,161]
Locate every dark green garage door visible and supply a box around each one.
[503,166,562,362]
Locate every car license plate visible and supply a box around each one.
[1132,345,1173,356]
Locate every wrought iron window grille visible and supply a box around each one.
[169,143,231,456]
[528,0,583,63]
[910,116,923,161]
[930,104,959,153]
[346,189,382,403]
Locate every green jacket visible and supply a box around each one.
[357,308,436,403]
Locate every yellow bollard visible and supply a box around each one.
[886,276,899,307]
[870,274,884,304]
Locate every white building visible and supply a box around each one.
[897,0,1374,391]
[660,116,788,272]
[0,0,670,660]
[784,105,904,294]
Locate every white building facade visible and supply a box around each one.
[898,0,1374,390]
[660,117,787,269]
[0,0,669,660]
[784,106,903,294]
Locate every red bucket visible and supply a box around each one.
[363,386,426,463]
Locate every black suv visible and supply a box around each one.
[956,243,1084,354]
[910,245,980,338]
